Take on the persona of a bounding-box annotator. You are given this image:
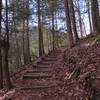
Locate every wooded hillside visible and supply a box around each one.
[0,0,100,100]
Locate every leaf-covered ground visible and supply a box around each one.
[0,34,100,100]
[63,34,100,100]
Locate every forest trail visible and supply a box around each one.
[10,46,66,100]
[1,35,100,100]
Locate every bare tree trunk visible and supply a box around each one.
[15,31,22,66]
[26,20,31,62]
[55,11,58,30]
[82,18,87,36]
[50,31,52,51]
[86,0,92,33]
[4,0,12,90]
[22,20,27,64]
[13,10,22,66]
[64,0,74,48]
[41,13,45,54]
[76,0,83,38]
[69,0,79,42]
[51,6,55,50]
[91,0,100,33]
[9,26,13,71]
[47,32,50,53]
[26,0,31,62]
[38,0,44,56]
[0,0,3,89]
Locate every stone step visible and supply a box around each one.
[21,85,56,90]
[26,70,51,73]
[41,62,54,65]
[31,68,52,71]
[37,62,54,66]
[33,66,52,69]
[47,56,57,59]
[23,75,52,79]
[42,58,57,62]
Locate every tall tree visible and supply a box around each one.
[26,0,31,62]
[4,0,12,89]
[91,0,100,33]
[51,1,55,50]
[86,0,92,33]
[69,0,79,42]
[22,20,27,64]
[12,8,22,66]
[0,0,3,89]
[76,0,83,38]
[64,0,74,48]
[37,0,45,56]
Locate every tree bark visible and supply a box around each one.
[64,0,74,48]
[76,0,83,38]
[4,0,12,90]
[12,8,22,66]
[51,7,55,50]
[37,0,45,56]
[69,0,79,42]
[86,0,92,33]
[22,20,27,64]
[82,18,87,36]
[26,0,31,62]
[91,0,100,33]
[0,0,3,89]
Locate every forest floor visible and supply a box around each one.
[0,34,100,100]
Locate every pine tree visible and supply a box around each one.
[64,0,74,48]
[0,0,3,89]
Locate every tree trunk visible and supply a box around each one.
[82,18,87,36]
[69,0,79,42]
[4,47,12,89]
[64,0,74,48]
[22,20,27,64]
[51,8,55,50]
[4,0,12,90]
[47,32,50,53]
[26,19,31,62]
[91,0,100,33]
[41,13,45,54]
[86,0,92,33]
[0,0,3,89]
[37,0,44,56]
[26,0,31,62]
[15,29,22,66]
[13,10,22,66]
[55,11,58,30]
[76,0,83,38]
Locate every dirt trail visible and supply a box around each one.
[10,46,66,100]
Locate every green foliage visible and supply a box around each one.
[64,49,67,55]
[31,52,38,60]
[65,57,72,65]
[9,0,31,21]
[54,34,64,48]
[83,35,100,47]
[73,69,80,79]
[83,43,90,47]
[94,35,100,43]
[97,97,100,100]
[73,71,78,79]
